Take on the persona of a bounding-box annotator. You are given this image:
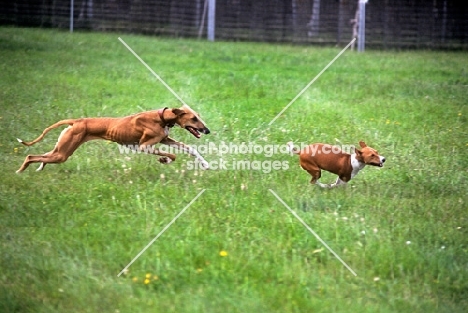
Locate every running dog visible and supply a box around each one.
[288,141,385,187]
[16,105,210,173]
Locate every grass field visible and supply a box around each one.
[1,27,467,313]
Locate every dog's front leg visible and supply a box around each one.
[317,182,331,188]
[161,137,209,169]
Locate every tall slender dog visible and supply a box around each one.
[288,141,385,188]
[16,105,210,173]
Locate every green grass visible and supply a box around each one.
[1,27,467,313]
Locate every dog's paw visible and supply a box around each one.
[199,160,210,170]
[159,157,173,164]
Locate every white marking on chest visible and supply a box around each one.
[164,126,170,136]
[350,153,366,178]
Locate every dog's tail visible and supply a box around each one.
[287,141,300,155]
[17,119,77,146]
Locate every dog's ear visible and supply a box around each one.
[171,108,186,117]
[359,141,367,148]
[354,147,362,156]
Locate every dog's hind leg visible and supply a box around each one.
[306,169,332,188]
[35,151,52,172]
[36,162,46,171]
[306,169,327,187]
[329,176,348,188]
[16,125,86,173]
[300,161,324,187]
[16,152,65,173]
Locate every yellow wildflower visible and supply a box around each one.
[219,250,228,257]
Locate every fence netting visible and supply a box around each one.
[1,0,467,49]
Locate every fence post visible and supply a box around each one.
[357,0,367,52]
[70,0,74,32]
[207,0,216,41]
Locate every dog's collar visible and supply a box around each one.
[157,107,175,128]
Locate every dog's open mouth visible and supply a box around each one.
[367,161,384,167]
[186,126,201,138]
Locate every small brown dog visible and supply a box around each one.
[288,141,385,187]
[16,105,210,173]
